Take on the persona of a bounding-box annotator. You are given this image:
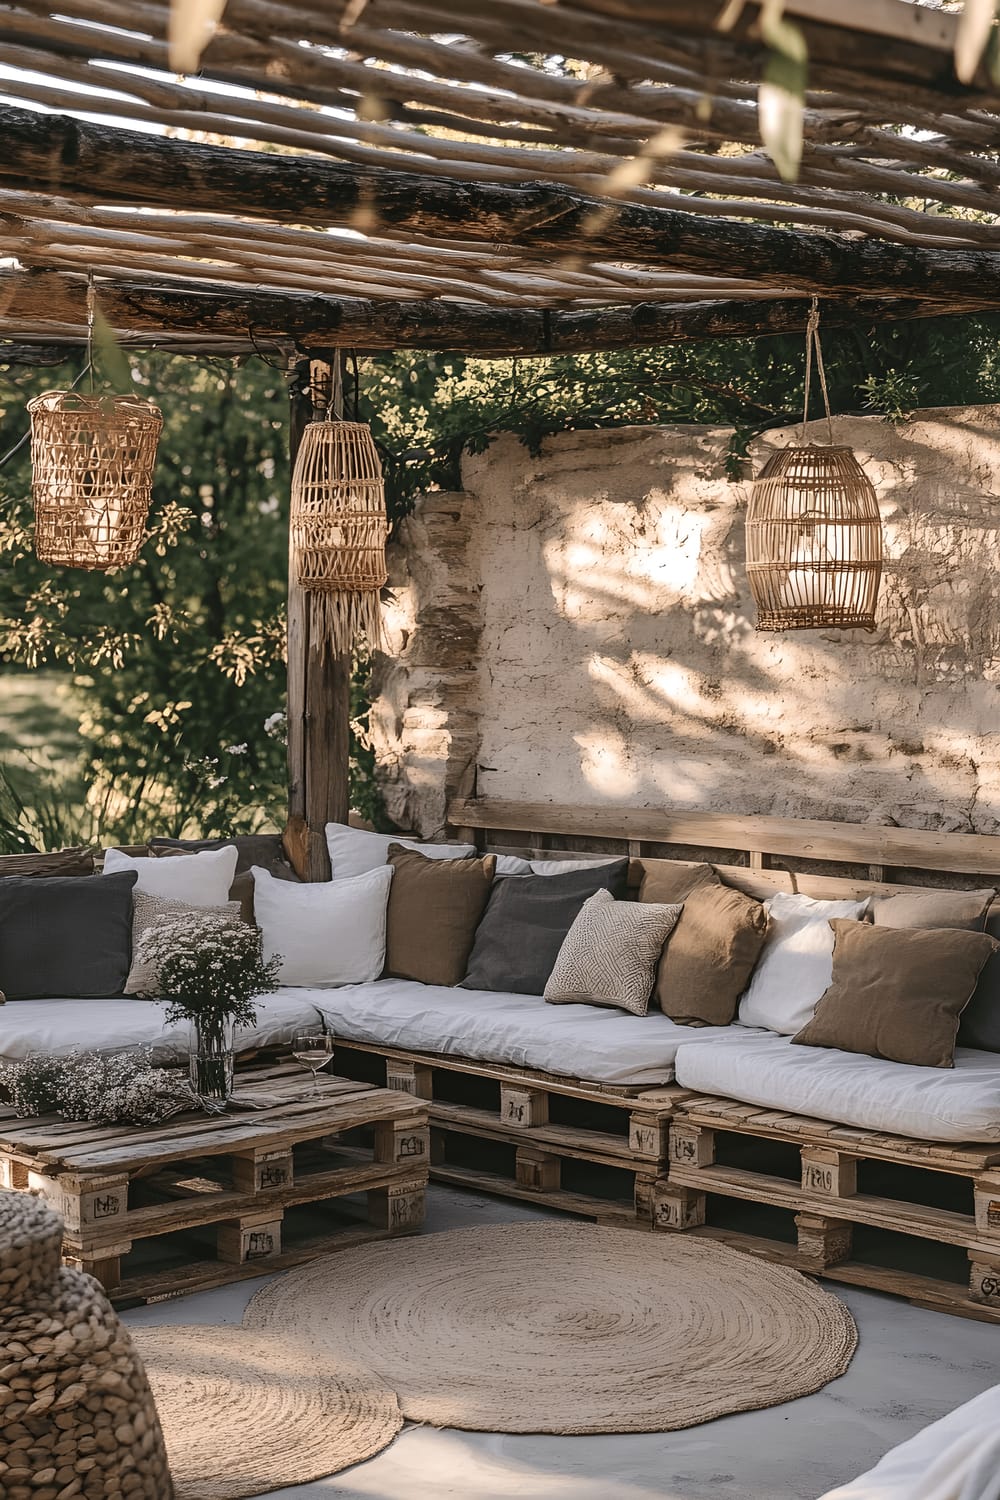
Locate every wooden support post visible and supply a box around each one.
[974,1173,1000,1238]
[63,1244,131,1291]
[629,1111,669,1163]
[386,1060,434,1099]
[369,1179,426,1232]
[28,1169,129,1234]
[515,1146,560,1192]
[801,1147,858,1200]
[232,1147,294,1194]
[218,1210,283,1264]
[286,349,351,882]
[499,1084,549,1128]
[375,1117,431,1167]
[969,1251,1000,1309]
[651,1182,707,1232]
[796,1211,853,1270]
[668,1123,716,1169]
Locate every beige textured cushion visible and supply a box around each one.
[124,891,242,997]
[385,845,496,987]
[793,919,1000,1069]
[654,880,769,1026]
[544,889,682,1016]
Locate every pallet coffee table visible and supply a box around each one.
[0,1063,429,1307]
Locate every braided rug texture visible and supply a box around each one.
[130,1325,402,1498]
[243,1222,857,1434]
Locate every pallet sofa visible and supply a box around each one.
[4,802,1000,1323]
[318,799,1000,1325]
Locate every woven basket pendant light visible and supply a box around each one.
[290,414,388,653]
[746,301,882,631]
[27,283,162,571]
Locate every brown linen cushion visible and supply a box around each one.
[871,887,995,931]
[385,844,497,987]
[638,860,717,905]
[0,847,95,878]
[653,880,770,1026]
[792,919,1000,1068]
[125,890,243,996]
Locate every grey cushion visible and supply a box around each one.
[460,859,629,996]
[0,870,137,1000]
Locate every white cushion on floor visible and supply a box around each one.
[306,978,741,1086]
[817,1382,1000,1499]
[0,992,324,1065]
[674,1029,1000,1142]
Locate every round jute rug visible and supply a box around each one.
[242,1223,857,1434]
[130,1325,402,1498]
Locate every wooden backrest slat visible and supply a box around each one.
[449,798,1000,879]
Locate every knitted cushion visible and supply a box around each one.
[544,889,682,1016]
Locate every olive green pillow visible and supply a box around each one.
[793,920,999,1068]
[385,844,496,987]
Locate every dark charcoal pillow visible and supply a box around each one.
[0,870,137,1000]
[150,835,300,924]
[460,858,629,996]
[961,901,1000,1052]
[0,848,95,879]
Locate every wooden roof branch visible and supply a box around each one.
[3,105,1000,307]
[0,268,989,357]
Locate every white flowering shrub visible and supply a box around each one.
[0,1048,197,1124]
[136,912,282,1030]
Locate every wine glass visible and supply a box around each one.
[292,1033,334,1096]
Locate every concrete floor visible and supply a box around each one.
[124,1184,1000,1500]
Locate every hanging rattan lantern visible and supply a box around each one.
[28,391,162,571]
[290,416,388,654]
[745,301,883,631]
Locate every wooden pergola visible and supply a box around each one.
[2,0,999,870]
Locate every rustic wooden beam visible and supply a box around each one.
[0,270,990,359]
[2,105,1000,306]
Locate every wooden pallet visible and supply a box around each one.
[331,1038,685,1226]
[0,1064,429,1307]
[662,1095,1000,1322]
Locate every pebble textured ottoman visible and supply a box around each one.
[0,1189,175,1499]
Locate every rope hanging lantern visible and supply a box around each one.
[746,300,883,632]
[27,283,162,571]
[290,412,388,654]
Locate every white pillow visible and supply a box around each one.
[324,822,475,880]
[251,863,392,986]
[737,890,870,1035]
[103,845,238,906]
[530,858,620,876]
[495,854,534,876]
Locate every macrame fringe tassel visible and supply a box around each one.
[307,588,386,657]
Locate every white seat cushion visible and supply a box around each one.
[817,1382,1000,1499]
[675,1029,1000,1142]
[306,978,739,1087]
[0,993,324,1066]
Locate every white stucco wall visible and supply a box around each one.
[372,408,1000,835]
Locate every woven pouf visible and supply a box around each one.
[0,1190,175,1500]
[130,1325,403,1499]
[245,1222,858,1434]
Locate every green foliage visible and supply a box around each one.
[3,310,1000,846]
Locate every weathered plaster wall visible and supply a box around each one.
[371,407,1000,835]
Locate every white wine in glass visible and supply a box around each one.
[292,1033,334,1096]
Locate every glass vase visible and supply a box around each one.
[188,1014,235,1109]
